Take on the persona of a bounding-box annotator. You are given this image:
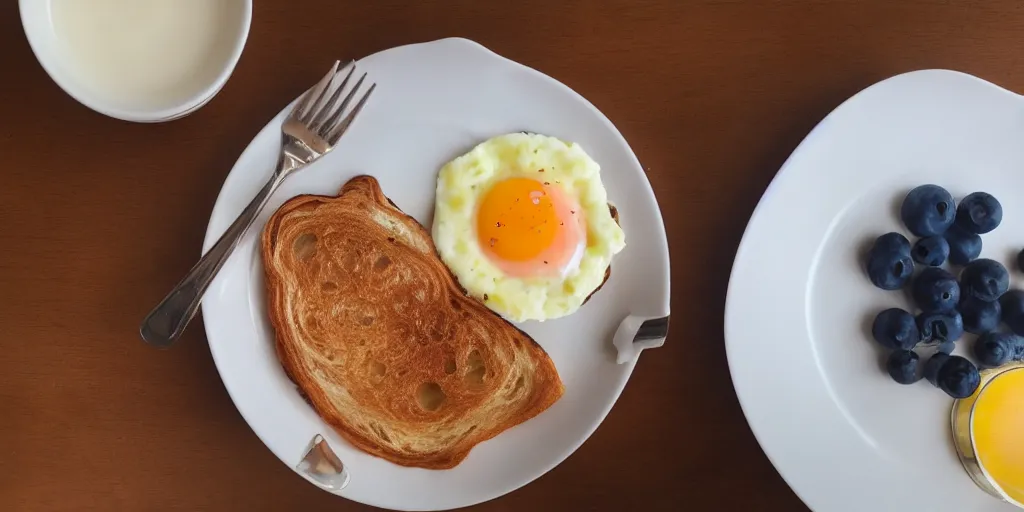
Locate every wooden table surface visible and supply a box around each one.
[6,1,1024,510]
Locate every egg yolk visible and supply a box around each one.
[476,177,584,277]
[477,178,558,261]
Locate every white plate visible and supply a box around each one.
[725,69,1024,512]
[200,38,670,511]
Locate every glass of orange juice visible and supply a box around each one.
[952,362,1024,508]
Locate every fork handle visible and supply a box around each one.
[140,173,283,347]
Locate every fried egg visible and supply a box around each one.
[432,133,625,321]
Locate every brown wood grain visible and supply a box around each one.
[5,0,1024,510]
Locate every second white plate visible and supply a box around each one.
[726,69,1023,512]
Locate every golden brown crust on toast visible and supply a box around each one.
[262,176,564,469]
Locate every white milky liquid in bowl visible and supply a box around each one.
[49,0,246,113]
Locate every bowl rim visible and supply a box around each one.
[19,0,252,123]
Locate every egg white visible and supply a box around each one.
[432,133,626,321]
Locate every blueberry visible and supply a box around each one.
[872,308,921,350]
[917,310,964,343]
[937,340,956,354]
[1017,248,1024,273]
[1000,290,1024,336]
[973,332,1019,367]
[924,352,950,386]
[960,259,1009,302]
[959,296,1001,334]
[955,192,1002,234]
[866,233,914,290]
[873,232,914,255]
[901,185,956,237]
[936,355,981,399]
[911,236,949,266]
[912,267,960,312]
[886,350,921,384]
[1014,337,1024,361]
[944,225,982,266]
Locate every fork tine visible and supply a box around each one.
[318,73,367,138]
[325,82,376,144]
[309,62,356,132]
[293,60,340,121]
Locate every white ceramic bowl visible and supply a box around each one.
[20,0,251,122]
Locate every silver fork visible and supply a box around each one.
[140,61,376,347]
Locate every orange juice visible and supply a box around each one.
[972,367,1024,504]
[953,364,1024,508]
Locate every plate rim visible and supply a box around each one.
[199,37,671,510]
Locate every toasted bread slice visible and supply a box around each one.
[261,176,564,469]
